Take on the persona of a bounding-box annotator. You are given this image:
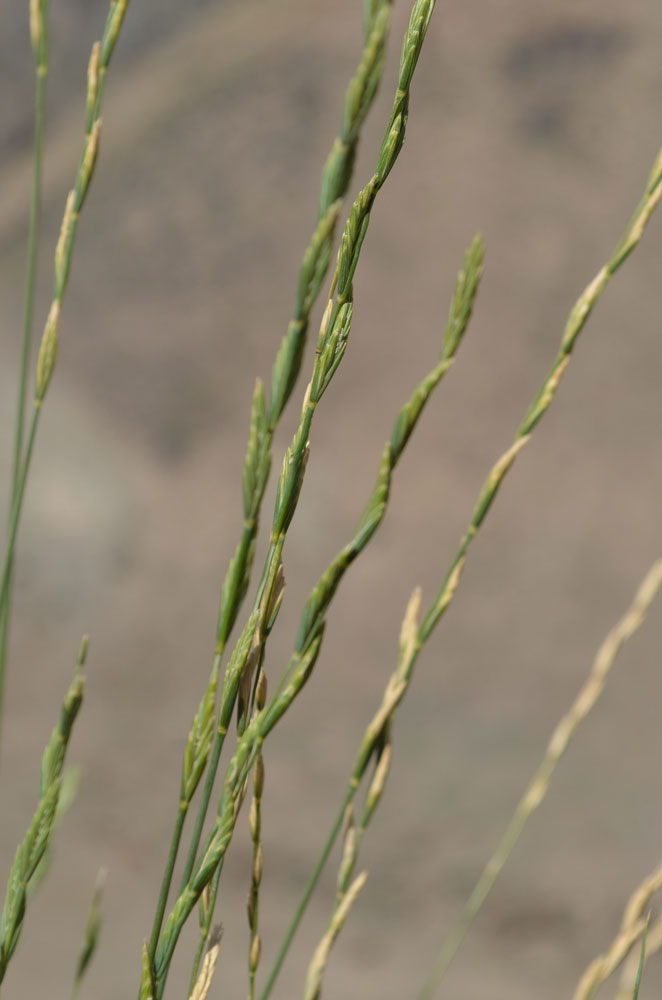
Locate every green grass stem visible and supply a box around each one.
[630,922,649,1000]
[0,409,42,631]
[0,0,130,752]
[0,51,48,753]
[258,784,355,1000]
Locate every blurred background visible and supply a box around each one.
[1,1,661,997]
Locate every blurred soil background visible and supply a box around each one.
[1,1,661,997]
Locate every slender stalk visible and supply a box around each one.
[0,4,48,756]
[0,0,130,750]
[0,409,41,624]
[630,924,649,1000]
[417,560,662,999]
[11,72,46,515]
[303,717,395,1000]
[259,786,354,1000]
[149,805,188,958]
[246,737,265,999]
[615,915,662,1000]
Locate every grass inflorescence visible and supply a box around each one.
[0,1,661,999]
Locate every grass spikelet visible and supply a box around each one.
[442,234,485,359]
[303,871,368,1000]
[71,870,105,1000]
[34,300,59,404]
[138,939,156,1000]
[417,561,662,997]
[246,741,265,999]
[0,644,86,981]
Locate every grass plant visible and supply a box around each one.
[0,1,661,998]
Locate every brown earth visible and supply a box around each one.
[1,1,661,998]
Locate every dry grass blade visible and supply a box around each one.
[187,931,221,1000]
[572,865,662,1000]
[418,560,662,998]
[303,870,368,1000]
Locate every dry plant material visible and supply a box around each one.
[418,561,662,998]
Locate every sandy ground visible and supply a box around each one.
[1,1,662,998]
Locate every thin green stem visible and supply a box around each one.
[149,803,188,958]
[258,787,354,1000]
[0,1,131,753]
[0,407,41,671]
[14,69,45,506]
[0,65,47,756]
[177,651,223,893]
